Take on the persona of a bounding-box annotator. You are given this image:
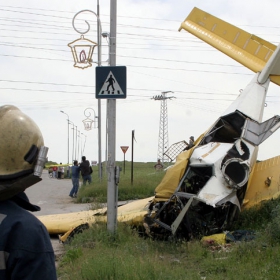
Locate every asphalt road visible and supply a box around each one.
[25,170,91,266]
[25,170,92,216]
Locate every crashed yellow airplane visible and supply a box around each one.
[39,7,280,242]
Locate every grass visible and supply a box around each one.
[57,162,280,279]
[76,161,166,203]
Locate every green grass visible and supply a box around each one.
[76,161,166,203]
[57,162,280,279]
[58,215,280,280]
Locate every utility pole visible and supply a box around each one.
[75,126,78,160]
[152,91,175,164]
[131,130,135,184]
[97,0,102,180]
[60,111,70,164]
[107,0,117,234]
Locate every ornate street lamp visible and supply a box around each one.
[68,9,102,69]
[83,107,98,131]
[70,1,118,234]
[68,36,97,69]
[69,8,103,181]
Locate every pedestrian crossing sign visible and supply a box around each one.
[96,66,127,99]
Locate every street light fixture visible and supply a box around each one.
[83,107,98,131]
[69,9,102,68]
[71,124,78,161]
[69,8,103,181]
[77,130,81,160]
[81,133,87,156]
[70,1,117,234]
[60,110,70,164]
[68,36,97,69]
[68,120,75,163]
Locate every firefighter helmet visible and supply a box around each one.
[0,105,44,180]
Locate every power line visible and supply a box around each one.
[1,4,280,30]
[0,5,278,107]
[0,52,249,76]
[0,78,240,97]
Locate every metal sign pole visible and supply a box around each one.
[120,146,129,174]
[107,0,117,233]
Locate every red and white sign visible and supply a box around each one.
[120,146,129,154]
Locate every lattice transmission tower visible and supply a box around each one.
[152,91,175,164]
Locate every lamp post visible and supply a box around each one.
[69,0,117,234]
[68,120,75,163]
[69,6,103,180]
[107,0,118,233]
[77,130,80,161]
[83,107,98,130]
[71,125,78,161]
[101,31,110,167]
[83,107,100,179]
[70,125,77,161]
[60,110,70,164]
[81,133,87,156]
[75,126,78,160]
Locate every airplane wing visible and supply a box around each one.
[179,7,280,86]
[38,196,154,242]
[243,155,280,209]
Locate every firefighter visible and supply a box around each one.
[188,136,195,149]
[183,136,195,151]
[0,105,57,279]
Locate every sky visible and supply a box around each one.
[1,0,280,166]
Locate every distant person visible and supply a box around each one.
[183,136,195,151]
[66,165,70,178]
[48,166,53,177]
[61,165,65,179]
[188,136,195,149]
[58,163,63,179]
[69,160,80,198]
[52,165,57,178]
[0,105,56,279]
[80,156,92,185]
[154,159,163,171]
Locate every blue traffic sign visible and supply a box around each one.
[96,66,127,99]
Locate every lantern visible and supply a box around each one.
[83,107,98,131]
[68,35,97,69]
[82,118,95,131]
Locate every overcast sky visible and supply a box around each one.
[1,0,280,165]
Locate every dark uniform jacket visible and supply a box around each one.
[0,192,57,280]
[80,160,91,176]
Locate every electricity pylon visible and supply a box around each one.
[152,91,175,164]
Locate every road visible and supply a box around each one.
[25,170,91,265]
[25,170,92,216]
